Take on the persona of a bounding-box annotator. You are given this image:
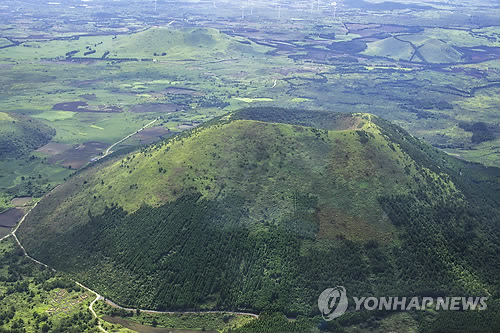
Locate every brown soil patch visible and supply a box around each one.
[337,116,364,130]
[102,316,217,333]
[48,141,108,169]
[229,71,249,79]
[176,123,201,130]
[131,126,170,145]
[36,142,72,156]
[71,79,103,87]
[316,207,387,242]
[0,208,24,228]
[11,197,32,207]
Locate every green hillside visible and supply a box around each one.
[362,37,415,61]
[18,108,500,331]
[110,27,269,59]
[363,36,463,64]
[418,39,462,63]
[0,112,55,159]
[0,27,270,62]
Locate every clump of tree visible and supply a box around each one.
[327,40,367,54]
[459,121,496,144]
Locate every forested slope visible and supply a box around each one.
[0,112,55,158]
[18,108,499,331]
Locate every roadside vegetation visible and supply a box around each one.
[0,238,99,333]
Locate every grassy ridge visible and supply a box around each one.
[362,37,415,61]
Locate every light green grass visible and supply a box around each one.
[419,39,462,63]
[32,110,76,122]
[0,112,13,121]
[0,27,271,62]
[362,37,415,61]
[400,27,500,48]
[0,38,12,48]
[291,97,310,102]
[0,156,72,200]
[233,97,274,103]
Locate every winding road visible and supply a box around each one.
[0,117,260,332]
[1,209,109,332]
[100,117,160,159]
[104,299,258,318]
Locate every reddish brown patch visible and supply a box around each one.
[316,207,383,241]
[36,142,72,156]
[47,141,108,169]
[131,127,169,145]
[11,197,32,207]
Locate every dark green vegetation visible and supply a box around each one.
[0,238,99,333]
[458,121,497,144]
[18,108,500,332]
[0,112,54,159]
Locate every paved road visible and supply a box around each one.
[1,201,110,332]
[105,299,259,318]
[100,117,160,159]
[77,282,108,333]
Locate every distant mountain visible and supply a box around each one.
[108,27,270,59]
[18,108,499,331]
[0,112,55,159]
[363,37,463,63]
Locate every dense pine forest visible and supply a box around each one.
[18,108,500,332]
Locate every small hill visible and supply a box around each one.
[362,37,415,61]
[418,38,462,63]
[364,36,463,63]
[0,112,55,158]
[110,27,270,59]
[18,108,499,330]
